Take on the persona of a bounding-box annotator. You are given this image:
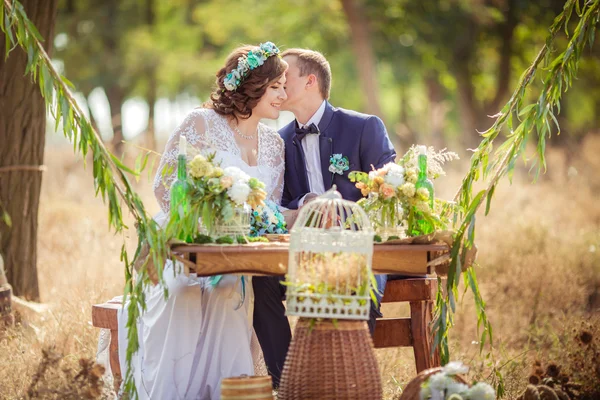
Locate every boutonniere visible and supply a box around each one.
[329,154,350,175]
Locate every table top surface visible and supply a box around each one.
[171,242,449,254]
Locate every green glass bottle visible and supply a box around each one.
[413,145,435,235]
[170,135,191,241]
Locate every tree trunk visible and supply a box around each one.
[0,0,59,300]
[451,22,489,150]
[107,86,125,154]
[104,0,125,154]
[340,0,383,117]
[425,72,448,148]
[454,65,482,149]
[486,0,518,116]
[395,85,417,151]
[145,0,157,150]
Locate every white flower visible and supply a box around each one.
[401,182,416,198]
[445,381,469,396]
[223,166,250,184]
[428,373,453,391]
[189,155,213,178]
[467,382,496,400]
[406,167,418,183]
[417,187,430,201]
[383,163,405,187]
[368,170,378,180]
[227,182,251,205]
[419,386,431,400]
[443,361,469,375]
[415,201,431,213]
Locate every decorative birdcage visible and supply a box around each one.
[286,187,374,320]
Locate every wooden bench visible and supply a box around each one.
[91,299,122,392]
[92,277,441,388]
[373,277,441,372]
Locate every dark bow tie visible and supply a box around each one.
[294,123,320,141]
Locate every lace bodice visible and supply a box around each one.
[153,108,285,214]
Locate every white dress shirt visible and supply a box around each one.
[298,100,327,206]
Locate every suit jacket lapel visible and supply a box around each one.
[319,136,334,190]
[318,102,336,190]
[291,135,310,194]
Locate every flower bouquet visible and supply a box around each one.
[165,152,268,243]
[249,199,288,237]
[418,362,496,400]
[349,145,458,241]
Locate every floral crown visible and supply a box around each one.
[223,42,281,91]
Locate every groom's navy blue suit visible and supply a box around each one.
[253,102,396,387]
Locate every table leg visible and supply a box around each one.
[410,300,440,372]
[109,329,122,393]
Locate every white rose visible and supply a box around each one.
[384,168,405,187]
[467,382,496,400]
[443,361,469,375]
[445,381,469,397]
[428,373,453,391]
[223,166,250,184]
[227,182,251,205]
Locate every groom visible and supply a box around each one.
[252,48,396,387]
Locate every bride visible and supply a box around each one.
[116,42,289,400]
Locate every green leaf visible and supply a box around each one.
[1,209,11,227]
[24,18,42,41]
[485,185,495,216]
[518,103,536,118]
[4,14,14,46]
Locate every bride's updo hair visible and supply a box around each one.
[208,44,287,119]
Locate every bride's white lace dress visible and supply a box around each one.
[114,108,285,400]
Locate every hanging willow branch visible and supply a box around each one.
[0,0,171,397]
[433,0,600,393]
[2,0,599,397]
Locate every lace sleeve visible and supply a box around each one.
[270,133,285,206]
[153,109,207,214]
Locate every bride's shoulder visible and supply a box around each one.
[260,123,283,146]
[178,108,207,126]
[176,108,218,133]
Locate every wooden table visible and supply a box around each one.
[172,241,449,373]
[171,242,449,277]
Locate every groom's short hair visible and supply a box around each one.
[282,48,331,100]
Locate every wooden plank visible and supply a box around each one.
[91,303,119,330]
[194,249,288,277]
[410,301,441,372]
[382,278,438,303]
[373,318,413,348]
[373,249,428,275]
[171,242,448,277]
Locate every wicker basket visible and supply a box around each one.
[398,367,468,400]
[221,375,273,399]
[278,318,382,400]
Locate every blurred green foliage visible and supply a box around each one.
[55,0,600,151]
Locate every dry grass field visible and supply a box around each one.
[1,135,599,399]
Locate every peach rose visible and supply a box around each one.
[220,175,233,189]
[380,183,395,199]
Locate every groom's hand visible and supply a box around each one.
[303,193,318,204]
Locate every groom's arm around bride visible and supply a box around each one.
[252,48,396,388]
